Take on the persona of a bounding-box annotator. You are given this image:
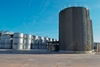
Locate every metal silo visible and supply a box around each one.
[5,35,12,49]
[38,36,42,49]
[13,33,24,50]
[31,35,36,49]
[59,7,93,53]
[0,34,6,49]
[35,36,39,49]
[42,37,48,49]
[24,34,32,50]
[41,37,46,49]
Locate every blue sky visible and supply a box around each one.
[0,0,100,42]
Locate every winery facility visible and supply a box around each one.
[0,31,58,51]
[0,6,97,53]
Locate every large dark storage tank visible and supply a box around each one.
[59,7,93,52]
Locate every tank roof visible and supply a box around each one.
[60,6,88,13]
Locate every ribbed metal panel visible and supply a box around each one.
[59,7,93,51]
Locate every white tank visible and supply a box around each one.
[13,38,23,44]
[13,33,24,38]
[24,34,32,45]
[13,44,23,50]
[25,39,31,44]
[24,39,31,45]
[25,34,32,39]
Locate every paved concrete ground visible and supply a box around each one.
[0,50,100,67]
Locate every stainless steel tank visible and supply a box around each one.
[38,36,42,49]
[24,34,32,50]
[41,37,47,49]
[0,34,6,49]
[31,35,36,49]
[35,36,39,49]
[13,33,24,50]
[5,35,12,49]
[59,7,93,52]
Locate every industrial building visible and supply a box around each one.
[94,42,100,52]
[0,6,97,54]
[0,31,58,51]
[59,6,94,53]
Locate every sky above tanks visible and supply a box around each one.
[0,0,100,42]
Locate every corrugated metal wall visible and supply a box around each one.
[59,7,93,51]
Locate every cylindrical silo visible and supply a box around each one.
[38,36,42,49]
[41,37,46,49]
[5,35,12,49]
[13,33,24,50]
[34,36,39,49]
[42,37,48,49]
[24,34,32,50]
[59,7,94,53]
[31,35,36,49]
[0,34,6,49]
